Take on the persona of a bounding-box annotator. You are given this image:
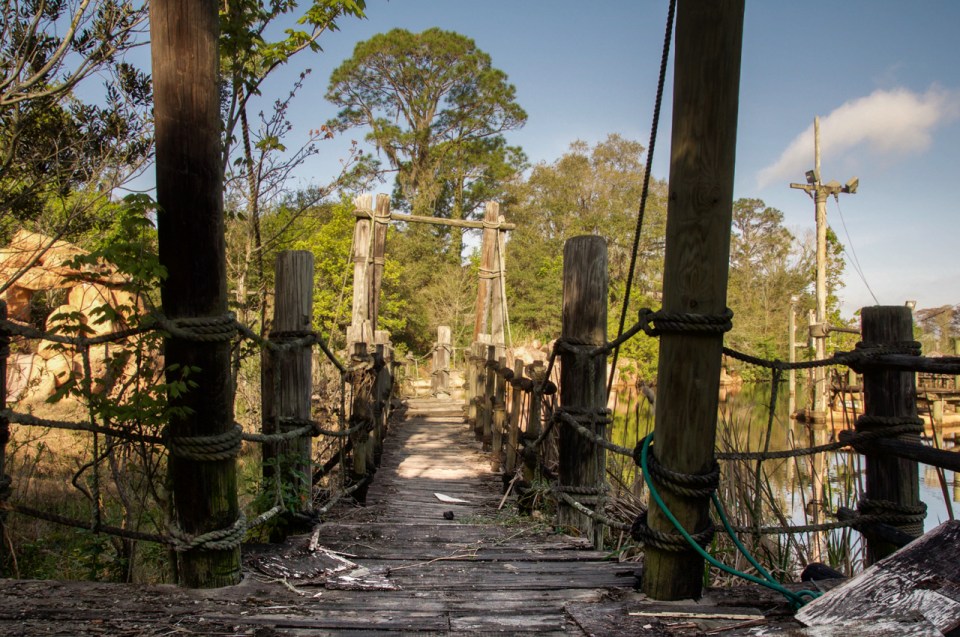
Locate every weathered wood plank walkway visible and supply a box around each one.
[0,397,640,636]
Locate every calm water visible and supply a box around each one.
[609,382,957,534]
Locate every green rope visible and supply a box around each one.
[639,434,820,609]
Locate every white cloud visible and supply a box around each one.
[756,86,960,188]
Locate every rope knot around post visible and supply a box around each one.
[164,424,243,462]
[554,406,612,433]
[638,307,734,337]
[631,510,715,552]
[854,339,922,356]
[857,498,927,537]
[267,329,317,352]
[154,313,239,343]
[634,441,720,500]
[854,414,924,437]
[168,514,247,553]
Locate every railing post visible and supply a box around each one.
[482,345,496,451]
[490,355,507,472]
[151,0,240,587]
[0,301,10,527]
[349,342,373,504]
[558,236,608,549]
[505,358,525,478]
[465,340,478,431]
[373,332,393,467]
[640,0,743,600]
[432,325,451,397]
[262,250,315,527]
[859,306,923,563]
[472,337,490,441]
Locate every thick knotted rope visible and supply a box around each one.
[638,307,734,337]
[165,424,242,461]
[155,314,238,343]
[858,498,927,537]
[632,510,715,552]
[168,515,247,552]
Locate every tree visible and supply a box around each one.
[324,28,527,350]
[326,27,527,256]
[219,0,369,338]
[726,199,811,364]
[505,136,668,344]
[0,0,152,281]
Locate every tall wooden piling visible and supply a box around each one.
[505,359,525,476]
[348,194,373,350]
[474,203,500,340]
[151,0,239,588]
[642,0,744,600]
[262,251,315,520]
[491,355,508,472]
[368,195,390,332]
[482,344,497,451]
[559,236,608,549]
[859,306,922,563]
[433,325,451,397]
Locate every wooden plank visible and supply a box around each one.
[796,521,960,634]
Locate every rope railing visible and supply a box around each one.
[0,305,388,553]
[467,303,953,554]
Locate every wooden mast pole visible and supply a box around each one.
[151,0,240,587]
[642,0,744,600]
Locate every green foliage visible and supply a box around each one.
[726,199,813,379]
[326,27,527,225]
[505,136,667,373]
[0,0,151,244]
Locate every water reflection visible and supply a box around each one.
[610,382,957,540]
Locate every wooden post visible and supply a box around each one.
[0,301,9,526]
[474,203,499,340]
[349,342,373,503]
[559,236,608,549]
[433,326,451,397]
[526,361,545,442]
[368,195,390,333]
[859,306,922,563]
[151,0,240,588]
[373,332,393,467]
[788,297,797,418]
[465,340,478,430]
[473,336,491,441]
[505,359,525,477]
[491,355,507,472]
[642,0,744,600]
[522,361,546,484]
[482,344,497,451]
[262,251,314,523]
[348,194,373,350]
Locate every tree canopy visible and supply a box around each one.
[326,28,527,233]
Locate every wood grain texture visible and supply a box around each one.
[149,0,238,587]
[642,0,744,600]
[860,306,922,563]
[559,236,608,548]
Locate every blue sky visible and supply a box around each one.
[231,0,960,317]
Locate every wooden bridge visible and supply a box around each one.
[0,397,646,636]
